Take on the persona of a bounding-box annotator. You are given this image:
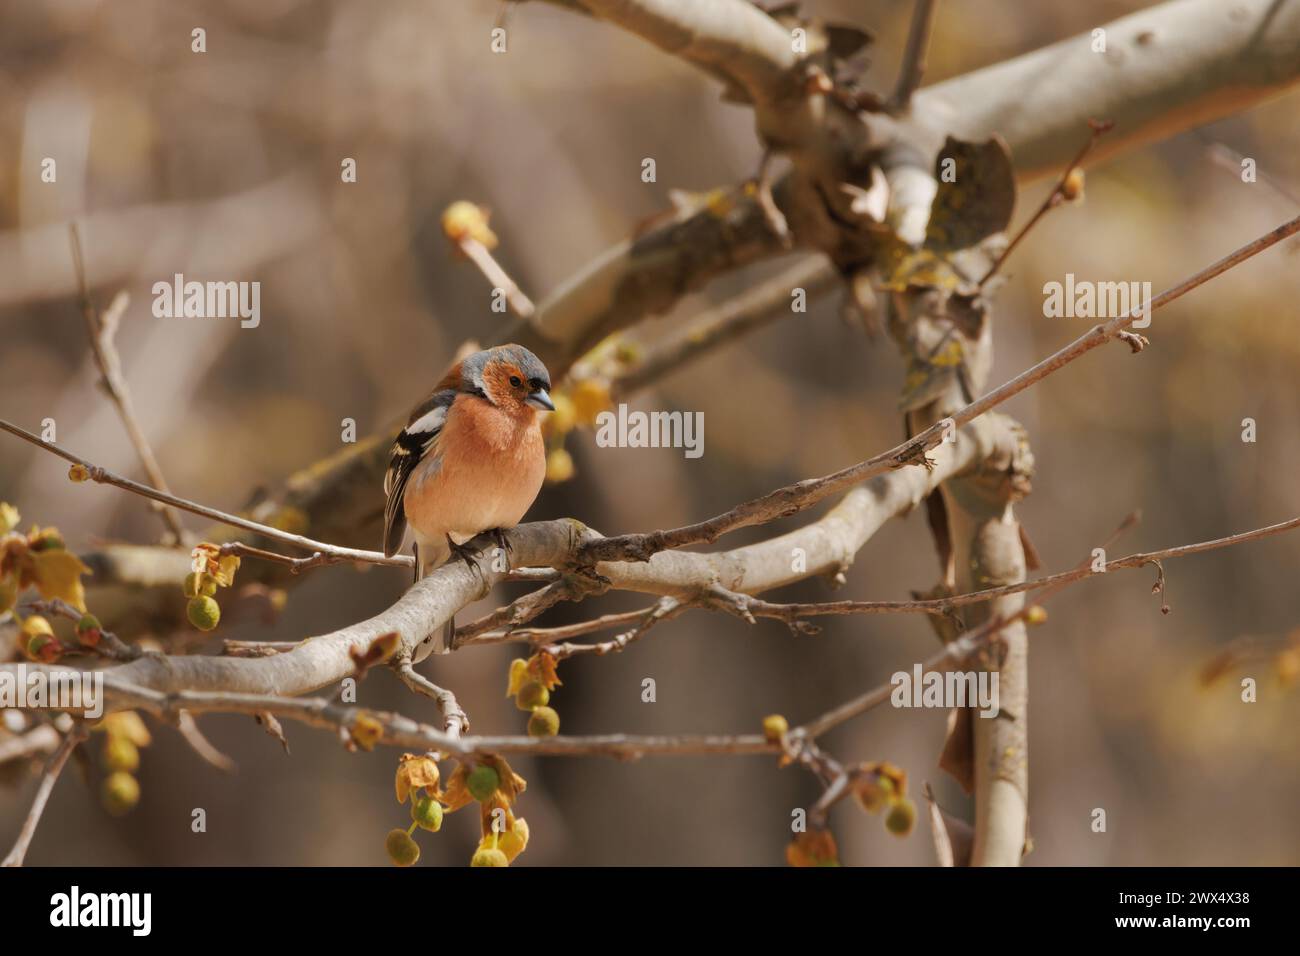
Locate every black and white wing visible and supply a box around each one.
[382,389,455,558]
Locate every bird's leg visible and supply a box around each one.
[445,534,479,569]
[489,527,513,555]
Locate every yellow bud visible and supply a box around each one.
[68,463,91,483]
[1061,168,1085,202]
[545,448,575,484]
[104,736,140,773]
[471,847,509,867]
[101,771,141,816]
[441,201,497,248]
[1025,605,1048,626]
[885,797,917,836]
[541,393,577,438]
[570,379,612,425]
[527,705,560,738]
[762,714,789,743]
[21,614,55,639]
[514,680,550,711]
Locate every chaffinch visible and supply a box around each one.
[383,344,554,658]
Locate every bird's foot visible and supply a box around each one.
[446,534,479,569]
[488,527,514,555]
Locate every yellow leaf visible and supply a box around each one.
[395,753,442,804]
[505,658,529,698]
[500,817,530,862]
[482,754,527,805]
[440,764,476,813]
[214,554,240,588]
[786,829,839,867]
[570,379,612,426]
[31,548,91,612]
[0,503,19,535]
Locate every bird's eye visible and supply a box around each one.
[509,375,522,388]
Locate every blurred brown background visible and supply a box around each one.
[1,0,1297,866]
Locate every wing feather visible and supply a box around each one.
[382,390,454,557]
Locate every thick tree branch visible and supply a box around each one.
[912,0,1300,180]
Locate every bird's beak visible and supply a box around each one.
[527,388,555,411]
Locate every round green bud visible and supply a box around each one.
[885,797,917,837]
[470,847,509,867]
[527,706,560,738]
[101,771,141,816]
[410,794,444,832]
[186,596,221,631]
[466,764,500,802]
[183,572,218,598]
[385,828,420,867]
[514,680,550,711]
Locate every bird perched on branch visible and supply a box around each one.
[383,344,554,658]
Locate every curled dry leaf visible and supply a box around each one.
[925,135,1016,253]
[395,752,443,804]
[786,828,839,867]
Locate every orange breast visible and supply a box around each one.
[403,395,546,542]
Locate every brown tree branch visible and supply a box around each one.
[579,213,1300,565]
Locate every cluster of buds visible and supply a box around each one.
[851,761,917,837]
[506,651,562,737]
[539,335,640,484]
[183,544,241,632]
[2,503,93,661]
[387,752,531,867]
[94,711,152,816]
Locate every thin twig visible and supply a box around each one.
[175,711,237,773]
[889,0,939,111]
[393,657,470,738]
[69,223,186,545]
[21,598,142,661]
[1,725,87,867]
[0,418,412,569]
[451,573,609,648]
[978,120,1114,289]
[458,606,655,647]
[546,596,683,659]
[579,213,1300,565]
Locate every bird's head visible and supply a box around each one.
[461,344,554,414]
